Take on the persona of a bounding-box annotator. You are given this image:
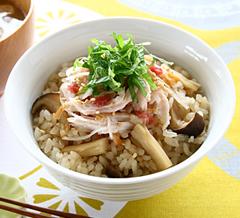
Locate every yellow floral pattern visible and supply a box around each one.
[19,164,126,217]
[34,0,101,38]
[32,177,103,216]
[36,9,81,37]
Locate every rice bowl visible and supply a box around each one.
[32,34,210,178]
[4,18,235,201]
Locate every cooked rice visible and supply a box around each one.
[32,62,209,178]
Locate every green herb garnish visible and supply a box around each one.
[73,57,88,70]
[79,33,157,100]
[73,58,82,69]
[150,54,174,66]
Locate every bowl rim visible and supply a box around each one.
[0,0,34,43]
[4,16,236,185]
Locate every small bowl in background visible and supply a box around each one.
[0,0,34,95]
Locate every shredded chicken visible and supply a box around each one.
[58,62,201,140]
[133,80,151,111]
[151,71,190,110]
[150,89,170,129]
[61,89,132,116]
[64,112,133,140]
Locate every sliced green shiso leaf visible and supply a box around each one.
[76,33,160,100]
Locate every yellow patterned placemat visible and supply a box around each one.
[15,0,240,217]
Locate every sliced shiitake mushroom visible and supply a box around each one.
[170,101,205,137]
[31,93,60,115]
[105,165,122,178]
[173,113,205,137]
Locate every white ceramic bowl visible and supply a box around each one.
[4,17,235,201]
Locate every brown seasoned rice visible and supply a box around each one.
[32,62,209,178]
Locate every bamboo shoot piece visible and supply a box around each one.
[172,70,200,93]
[131,124,173,170]
[62,138,108,157]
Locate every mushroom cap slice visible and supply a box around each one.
[31,93,60,114]
[105,165,122,178]
[170,100,205,137]
[174,112,205,137]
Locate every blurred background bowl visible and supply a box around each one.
[0,0,34,95]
